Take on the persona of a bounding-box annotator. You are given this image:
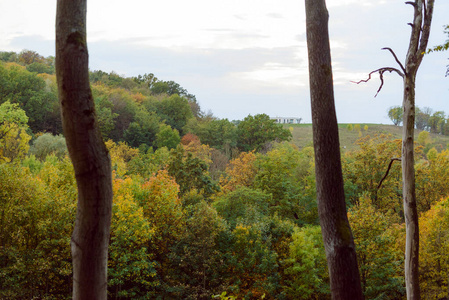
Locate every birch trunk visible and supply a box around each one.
[55,0,112,299]
[305,1,364,299]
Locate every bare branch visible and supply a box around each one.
[377,158,401,190]
[381,47,406,74]
[351,67,404,97]
[405,1,417,8]
[375,157,401,202]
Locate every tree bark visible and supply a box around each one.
[55,1,112,299]
[305,1,364,299]
[402,1,434,299]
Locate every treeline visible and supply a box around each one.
[389,105,449,135]
[0,50,290,154]
[2,50,449,299]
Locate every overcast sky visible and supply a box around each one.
[0,0,448,123]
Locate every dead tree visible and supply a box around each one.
[354,1,435,299]
[55,0,113,298]
[305,1,364,299]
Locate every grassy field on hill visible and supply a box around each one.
[286,123,449,152]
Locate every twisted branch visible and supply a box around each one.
[375,157,401,202]
[382,47,406,74]
[351,67,404,97]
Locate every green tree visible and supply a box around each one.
[108,177,157,298]
[123,108,160,148]
[214,186,270,229]
[415,106,432,131]
[283,225,329,299]
[167,145,219,199]
[0,101,31,162]
[348,196,405,299]
[342,134,403,214]
[388,106,403,126]
[29,133,67,160]
[0,63,58,133]
[168,201,227,299]
[237,114,291,152]
[428,111,445,134]
[254,143,317,224]
[154,94,193,134]
[185,118,237,152]
[155,123,180,150]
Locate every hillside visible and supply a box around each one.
[288,123,449,152]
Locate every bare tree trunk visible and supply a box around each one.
[305,1,364,299]
[353,2,435,298]
[55,1,112,299]
[402,1,434,298]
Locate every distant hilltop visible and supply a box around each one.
[271,117,302,124]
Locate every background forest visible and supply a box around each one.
[1,50,449,299]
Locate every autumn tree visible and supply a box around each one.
[388,106,403,126]
[237,113,291,152]
[0,101,31,162]
[305,0,363,298]
[348,196,405,298]
[355,1,435,298]
[55,0,113,298]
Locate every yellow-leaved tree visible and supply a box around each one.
[419,196,449,299]
[0,101,31,162]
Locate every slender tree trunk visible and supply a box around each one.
[305,1,364,299]
[55,1,112,299]
[402,1,434,298]
[402,73,420,300]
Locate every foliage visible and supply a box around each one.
[388,106,403,126]
[342,134,404,214]
[105,140,140,177]
[415,149,449,211]
[108,176,157,298]
[0,158,76,299]
[140,170,184,267]
[127,146,170,179]
[155,123,180,150]
[283,226,329,299]
[419,196,449,299]
[254,143,317,224]
[219,150,257,194]
[214,186,270,229]
[167,145,219,199]
[167,201,227,299]
[29,133,67,160]
[237,114,291,152]
[0,63,59,133]
[185,118,238,152]
[153,94,193,135]
[348,196,405,299]
[0,101,31,162]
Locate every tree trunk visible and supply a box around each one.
[55,1,112,299]
[305,1,364,299]
[402,73,420,300]
[402,1,434,298]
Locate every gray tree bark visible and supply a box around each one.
[305,1,364,299]
[55,0,112,299]
[402,1,434,299]
[354,1,435,298]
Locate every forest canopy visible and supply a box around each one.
[1,50,449,299]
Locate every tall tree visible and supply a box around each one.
[355,1,435,298]
[304,1,364,299]
[55,0,112,299]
